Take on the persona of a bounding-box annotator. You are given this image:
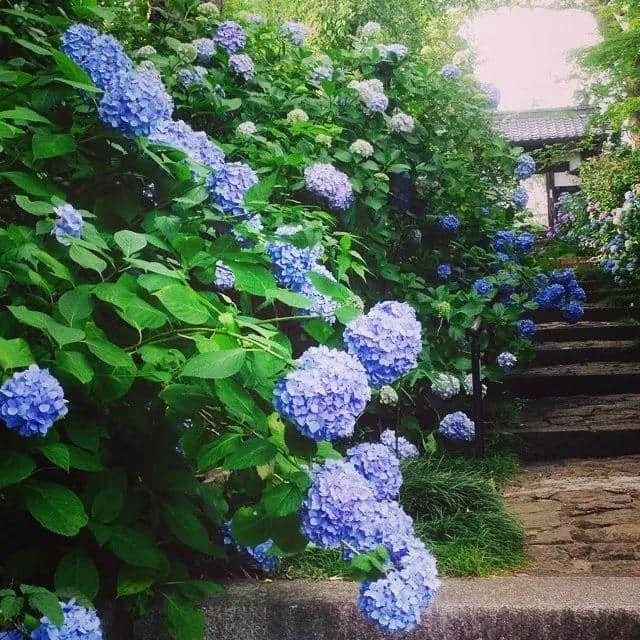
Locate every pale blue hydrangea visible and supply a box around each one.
[346,442,403,501]
[380,429,419,460]
[479,82,500,108]
[308,63,333,86]
[31,599,101,640]
[60,24,98,65]
[441,63,461,79]
[517,318,536,338]
[350,139,374,157]
[462,373,487,397]
[236,121,257,137]
[214,21,246,53]
[497,352,517,371]
[53,203,84,245]
[214,261,235,290]
[208,162,258,214]
[304,163,355,211]
[430,372,460,400]
[222,522,278,573]
[472,278,494,296]
[83,34,133,90]
[282,21,309,45]
[364,91,389,113]
[389,112,414,133]
[437,264,452,280]
[515,154,536,180]
[439,214,459,232]
[563,301,584,323]
[360,21,382,39]
[438,411,475,441]
[491,230,516,253]
[0,365,68,437]
[344,301,422,387]
[266,225,324,289]
[481,206,490,216]
[178,66,208,87]
[192,38,216,64]
[238,12,266,24]
[228,54,255,81]
[294,264,338,324]
[512,186,529,210]
[301,458,375,548]
[516,232,535,254]
[273,346,371,441]
[378,43,408,60]
[232,213,263,243]
[98,70,173,137]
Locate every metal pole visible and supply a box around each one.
[469,318,485,458]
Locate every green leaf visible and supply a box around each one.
[230,506,271,546]
[50,48,93,85]
[159,384,211,415]
[38,443,70,471]
[261,483,304,517]
[68,445,102,472]
[15,195,54,215]
[181,349,245,379]
[26,588,63,627]
[214,379,268,430]
[228,263,277,297]
[223,438,277,470]
[65,421,102,452]
[335,304,361,325]
[32,132,76,159]
[92,487,124,523]
[306,272,352,302]
[196,433,242,472]
[54,552,99,600]
[271,514,308,553]
[163,502,214,554]
[0,594,23,619]
[154,285,210,325]
[267,288,314,309]
[58,287,93,326]
[24,481,88,536]
[164,594,205,640]
[93,283,167,331]
[0,171,63,198]
[85,323,136,371]
[175,580,225,600]
[56,350,94,384]
[69,245,107,274]
[114,230,147,257]
[117,566,156,597]
[0,107,51,124]
[0,337,33,370]
[0,451,36,489]
[8,305,85,348]
[108,526,166,570]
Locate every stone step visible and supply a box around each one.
[505,362,640,397]
[587,288,640,303]
[534,339,640,365]
[132,577,640,640]
[534,305,640,324]
[512,395,640,459]
[535,321,640,342]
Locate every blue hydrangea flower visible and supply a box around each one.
[517,318,536,338]
[222,522,278,573]
[214,261,235,290]
[266,225,324,289]
[192,38,216,64]
[563,301,584,323]
[98,70,173,137]
[515,232,535,253]
[53,203,84,245]
[214,21,246,53]
[149,119,225,174]
[550,268,575,285]
[481,206,490,216]
[282,21,309,45]
[294,264,338,324]
[515,154,536,180]
[472,278,494,296]
[344,301,422,388]
[83,34,133,90]
[31,599,101,640]
[346,442,402,501]
[228,54,255,81]
[232,213,263,243]
[304,163,354,211]
[60,24,98,65]
[497,351,517,371]
[533,284,566,310]
[430,372,460,400]
[380,429,419,460]
[178,66,208,87]
[301,458,375,548]
[567,282,586,301]
[308,63,333,86]
[496,252,511,263]
[363,91,388,113]
[0,365,68,437]
[208,162,258,214]
[439,214,459,232]
[512,186,529,210]
[378,43,409,60]
[438,411,475,441]
[273,346,371,441]
[437,264,452,280]
[441,63,461,79]
[479,82,500,108]
[491,230,516,253]
[0,630,23,640]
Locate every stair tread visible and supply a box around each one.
[534,339,639,351]
[537,320,640,330]
[514,361,640,377]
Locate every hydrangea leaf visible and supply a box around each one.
[116,566,156,597]
[58,286,93,326]
[164,594,205,640]
[261,483,304,517]
[196,433,242,473]
[32,132,76,160]
[56,350,94,384]
[222,437,278,470]
[69,244,107,274]
[0,451,36,489]
[0,337,33,370]
[54,551,100,600]
[230,506,271,546]
[163,501,215,555]
[228,263,277,297]
[113,230,147,257]
[8,305,84,348]
[37,443,70,471]
[181,349,245,379]
[92,486,124,524]
[107,525,167,570]
[153,284,210,325]
[24,586,63,627]
[214,379,269,431]
[24,480,89,537]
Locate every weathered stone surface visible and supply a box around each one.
[575,524,640,544]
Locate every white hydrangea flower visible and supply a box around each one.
[379,385,398,406]
[350,139,374,158]
[197,2,219,16]
[135,45,157,58]
[389,111,415,133]
[315,133,332,147]
[236,121,257,136]
[360,21,382,39]
[286,108,309,123]
[430,373,460,400]
[462,373,487,397]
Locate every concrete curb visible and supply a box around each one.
[134,576,640,640]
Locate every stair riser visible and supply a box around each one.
[534,347,640,365]
[535,326,640,342]
[515,429,640,461]
[534,308,639,323]
[506,374,640,397]
[586,289,640,303]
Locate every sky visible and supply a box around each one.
[460,7,600,111]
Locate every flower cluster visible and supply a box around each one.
[304,163,354,211]
[178,66,208,87]
[437,263,452,280]
[497,351,517,371]
[229,54,255,81]
[208,162,258,214]
[60,23,99,65]
[346,442,402,501]
[380,429,418,460]
[512,186,529,210]
[439,214,459,232]
[214,21,246,53]
[273,346,371,441]
[295,264,338,324]
[462,373,487,397]
[282,21,309,46]
[53,203,84,245]
[350,139,374,158]
[430,373,460,400]
[360,21,382,39]
[517,318,536,338]
[438,411,475,441]
[214,261,235,290]
[238,12,266,24]
[0,365,68,437]
[32,600,101,640]
[308,62,333,86]
[286,108,309,123]
[389,111,415,133]
[344,301,422,387]
[378,44,409,61]
[192,37,216,64]
[348,79,388,113]
[222,522,278,573]
[378,385,399,406]
[472,278,494,296]
[479,82,500,108]
[531,269,585,321]
[236,121,257,137]
[515,154,536,180]
[441,63,461,79]
[83,34,133,90]
[266,225,324,289]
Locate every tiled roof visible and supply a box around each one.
[494,107,595,149]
